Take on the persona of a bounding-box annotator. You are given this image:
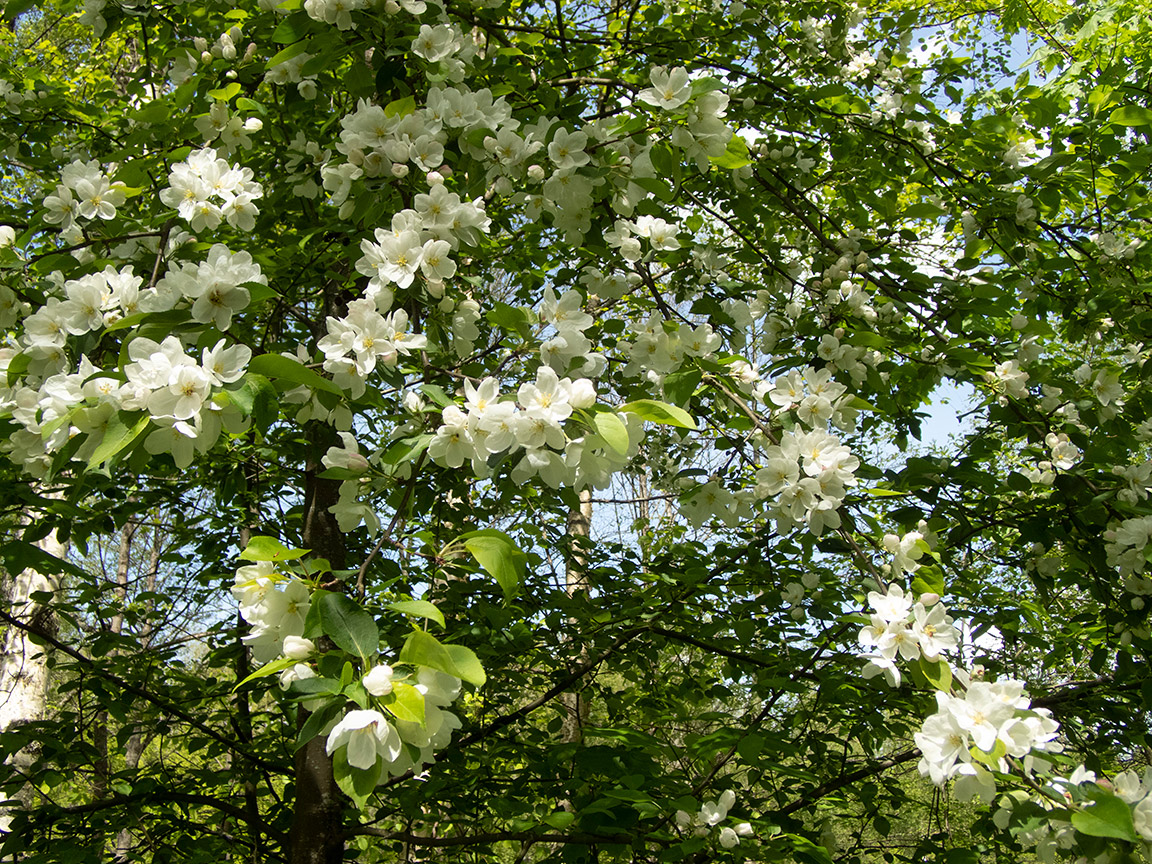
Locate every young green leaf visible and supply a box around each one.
[399,629,486,687]
[316,591,380,660]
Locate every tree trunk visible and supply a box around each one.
[560,489,593,744]
[111,519,158,862]
[288,422,347,864]
[0,527,68,834]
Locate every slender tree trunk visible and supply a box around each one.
[560,489,593,744]
[94,521,136,805]
[289,422,347,864]
[0,527,68,834]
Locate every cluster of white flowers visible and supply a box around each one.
[0,79,34,114]
[42,160,128,236]
[156,243,264,330]
[321,431,381,534]
[320,62,733,246]
[231,558,464,781]
[763,366,857,430]
[317,299,427,398]
[160,147,264,232]
[994,767,1152,863]
[1091,231,1140,260]
[335,89,507,186]
[1110,460,1152,506]
[604,215,682,263]
[232,562,311,664]
[353,191,489,306]
[1104,516,1152,606]
[194,101,264,154]
[914,676,1062,803]
[266,52,320,99]
[1075,364,1124,408]
[325,666,463,779]
[779,571,822,622]
[753,427,859,536]
[303,0,369,30]
[1017,432,1081,487]
[987,359,1029,402]
[1015,195,1037,228]
[426,368,641,490]
[674,790,754,848]
[616,314,720,380]
[638,66,693,110]
[537,287,604,376]
[857,583,958,686]
[1104,770,1152,840]
[0,249,256,474]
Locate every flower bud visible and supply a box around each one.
[363,664,394,696]
[568,378,596,409]
[283,636,315,660]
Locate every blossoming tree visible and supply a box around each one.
[1,0,1151,861]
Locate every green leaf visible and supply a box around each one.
[0,538,88,581]
[265,40,311,70]
[592,410,630,456]
[399,629,486,687]
[225,373,279,432]
[918,656,951,692]
[420,383,453,407]
[316,591,380,660]
[239,536,310,562]
[632,176,675,202]
[542,811,575,829]
[460,529,526,598]
[232,656,298,692]
[709,134,751,170]
[380,435,432,465]
[910,565,945,597]
[87,412,150,469]
[296,700,343,751]
[384,95,416,118]
[236,97,265,115]
[969,737,1006,767]
[1071,793,1139,842]
[3,0,35,22]
[649,143,678,177]
[619,399,697,430]
[207,82,241,102]
[901,202,948,221]
[384,681,426,725]
[663,369,701,406]
[247,353,343,395]
[271,11,314,42]
[1109,106,1152,127]
[5,351,30,386]
[1006,471,1032,491]
[332,743,382,809]
[387,599,445,628]
[486,302,532,339]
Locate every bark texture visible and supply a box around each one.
[0,528,67,834]
[288,422,347,864]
